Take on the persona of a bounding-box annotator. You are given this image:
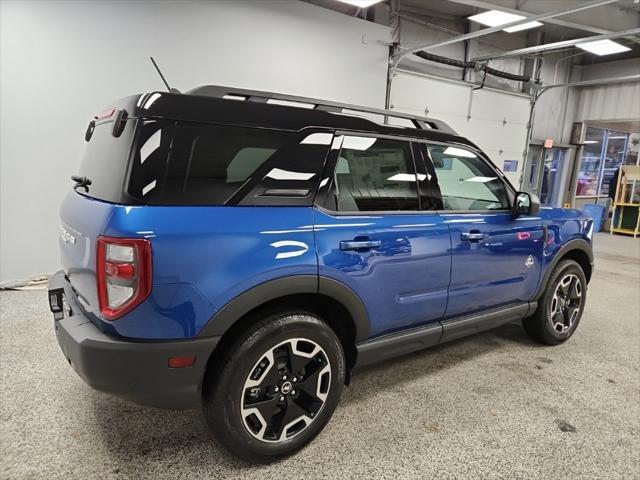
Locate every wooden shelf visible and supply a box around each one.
[611,227,639,236]
[610,165,640,238]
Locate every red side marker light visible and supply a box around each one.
[168,356,196,368]
[517,232,531,241]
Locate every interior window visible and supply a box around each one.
[427,145,509,211]
[226,147,276,183]
[332,136,419,212]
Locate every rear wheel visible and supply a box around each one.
[523,259,587,345]
[202,312,345,463]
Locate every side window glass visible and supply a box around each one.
[127,120,174,200]
[226,147,275,183]
[427,145,510,211]
[333,136,419,212]
[127,123,329,205]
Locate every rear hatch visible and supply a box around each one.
[59,106,138,318]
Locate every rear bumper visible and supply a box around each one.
[48,271,220,409]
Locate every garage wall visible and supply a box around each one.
[390,70,531,186]
[529,51,577,144]
[533,57,640,144]
[396,15,528,92]
[0,0,391,283]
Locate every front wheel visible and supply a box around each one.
[523,259,587,345]
[202,312,345,463]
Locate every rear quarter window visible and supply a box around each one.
[127,121,332,206]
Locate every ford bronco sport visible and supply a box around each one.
[48,86,594,462]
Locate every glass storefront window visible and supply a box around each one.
[599,131,628,197]
[624,133,640,166]
[576,127,605,196]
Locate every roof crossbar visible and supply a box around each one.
[187,84,457,135]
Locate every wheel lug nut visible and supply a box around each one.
[282,375,287,381]
[292,377,298,382]
[279,395,285,402]
[291,389,296,395]
[274,386,279,393]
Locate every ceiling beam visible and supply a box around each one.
[445,0,612,35]
[472,27,640,61]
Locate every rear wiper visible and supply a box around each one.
[71,175,92,192]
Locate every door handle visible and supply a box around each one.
[461,231,485,242]
[340,239,381,251]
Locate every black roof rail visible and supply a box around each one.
[187,85,457,135]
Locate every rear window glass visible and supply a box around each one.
[128,122,331,206]
[77,120,136,203]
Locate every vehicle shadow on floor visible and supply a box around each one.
[343,321,540,406]
[88,387,248,471]
[86,321,538,471]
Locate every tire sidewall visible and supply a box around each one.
[205,313,345,462]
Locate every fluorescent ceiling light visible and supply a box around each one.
[608,136,628,140]
[465,176,497,183]
[468,10,542,33]
[300,133,333,145]
[342,136,377,151]
[387,173,427,182]
[266,168,315,181]
[503,21,544,33]
[267,99,315,109]
[443,147,477,158]
[139,130,161,164]
[577,39,631,56]
[582,140,599,144]
[222,94,246,101]
[334,0,383,7]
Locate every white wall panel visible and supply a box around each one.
[0,0,391,283]
[391,70,531,186]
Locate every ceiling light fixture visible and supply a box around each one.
[468,10,543,33]
[334,0,384,8]
[443,147,477,158]
[576,39,631,56]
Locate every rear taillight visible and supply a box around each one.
[96,236,152,320]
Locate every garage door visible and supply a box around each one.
[390,69,532,187]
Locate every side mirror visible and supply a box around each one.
[514,191,540,216]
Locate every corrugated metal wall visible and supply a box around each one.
[575,82,640,122]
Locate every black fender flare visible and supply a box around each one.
[197,275,370,342]
[534,238,594,300]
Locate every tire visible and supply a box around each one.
[202,312,345,463]
[523,259,587,345]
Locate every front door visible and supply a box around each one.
[314,134,451,339]
[420,143,544,318]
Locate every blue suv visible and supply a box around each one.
[48,86,594,462]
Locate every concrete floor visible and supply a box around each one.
[1,232,639,479]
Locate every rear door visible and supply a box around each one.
[314,134,451,339]
[418,142,544,319]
